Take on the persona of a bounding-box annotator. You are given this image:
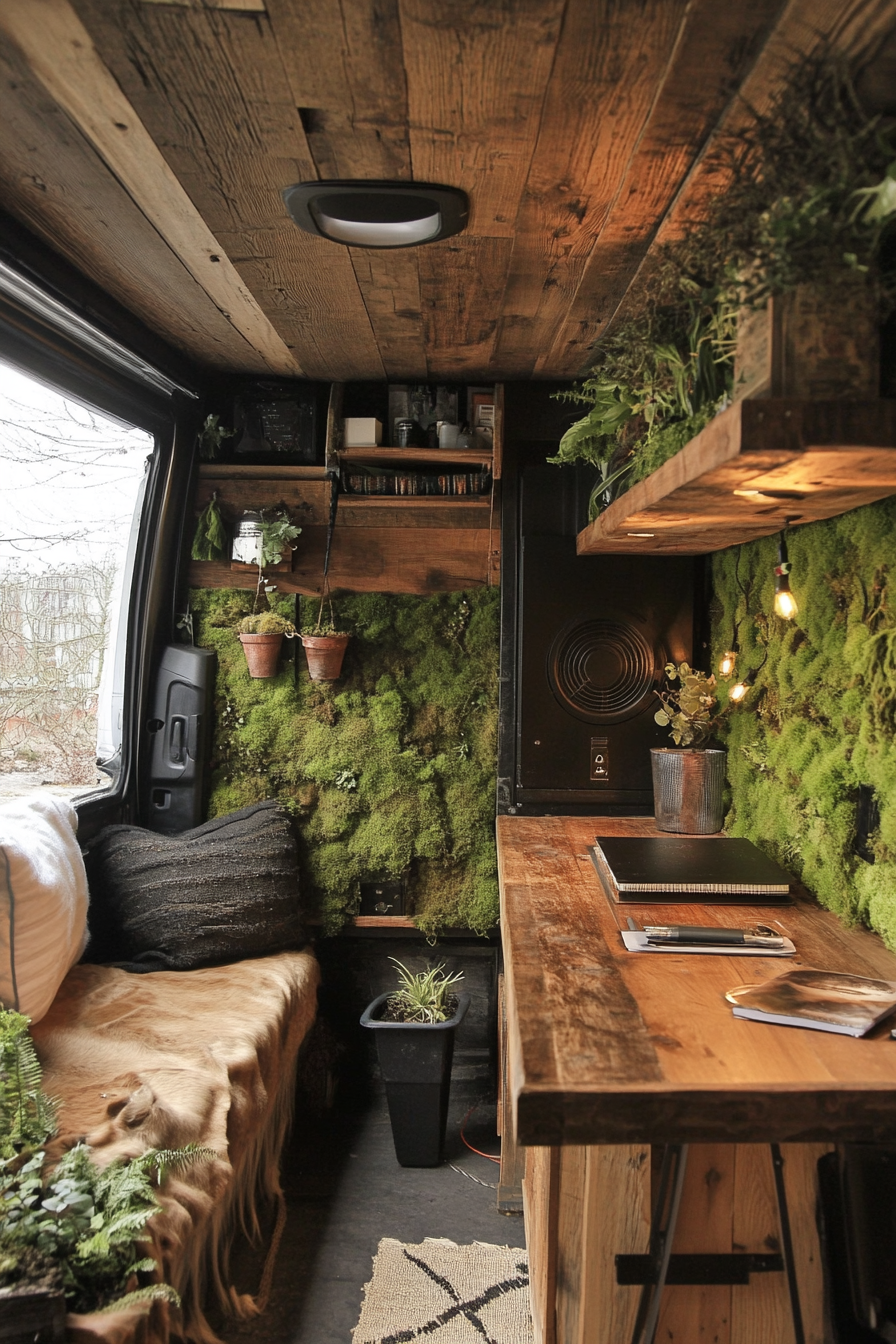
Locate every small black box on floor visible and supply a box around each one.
[359,880,406,917]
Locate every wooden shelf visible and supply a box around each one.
[351,915,417,928]
[337,447,493,467]
[577,398,896,556]
[197,463,328,479]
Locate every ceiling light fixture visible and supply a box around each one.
[282,181,469,248]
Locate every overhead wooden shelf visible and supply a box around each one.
[577,399,896,556]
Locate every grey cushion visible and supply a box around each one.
[84,801,304,971]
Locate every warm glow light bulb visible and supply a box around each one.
[729,680,748,703]
[773,585,798,620]
[719,650,737,678]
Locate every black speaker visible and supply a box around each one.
[516,536,695,807]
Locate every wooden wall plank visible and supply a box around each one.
[1,0,303,376]
[494,0,692,377]
[189,524,495,595]
[71,0,385,380]
[0,39,266,372]
[536,0,787,377]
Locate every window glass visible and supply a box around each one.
[0,362,153,802]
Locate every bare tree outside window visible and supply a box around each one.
[0,364,153,800]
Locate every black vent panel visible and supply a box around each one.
[549,618,657,722]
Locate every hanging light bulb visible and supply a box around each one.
[729,668,757,703]
[719,648,738,678]
[774,530,798,621]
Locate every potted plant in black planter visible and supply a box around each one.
[652,661,727,834]
[360,959,469,1168]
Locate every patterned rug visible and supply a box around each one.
[352,1237,532,1344]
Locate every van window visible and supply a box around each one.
[0,361,153,802]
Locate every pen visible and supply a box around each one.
[643,925,785,948]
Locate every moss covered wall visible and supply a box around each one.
[711,497,896,950]
[189,588,500,935]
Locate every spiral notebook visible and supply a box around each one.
[591,836,793,905]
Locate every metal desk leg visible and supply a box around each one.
[770,1143,806,1344]
[630,1143,689,1344]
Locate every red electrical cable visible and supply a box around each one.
[460,1104,501,1164]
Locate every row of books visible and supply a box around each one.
[341,469,491,496]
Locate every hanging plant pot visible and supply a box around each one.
[301,633,350,681]
[651,747,726,835]
[238,632,284,678]
[360,992,471,1167]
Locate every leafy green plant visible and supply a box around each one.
[654,662,723,748]
[257,512,302,569]
[196,414,234,462]
[0,1009,212,1313]
[552,50,896,513]
[384,958,464,1024]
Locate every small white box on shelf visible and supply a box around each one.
[343,417,382,447]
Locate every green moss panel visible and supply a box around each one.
[189,588,500,936]
[711,497,896,951]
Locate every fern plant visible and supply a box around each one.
[0,1008,212,1312]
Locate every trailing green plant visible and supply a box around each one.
[654,662,724,748]
[191,492,228,563]
[552,49,896,514]
[0,1009,212,1313]
[196,414,233,462]
[382,958,464,1023]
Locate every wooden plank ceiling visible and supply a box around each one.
[0,0,894,382]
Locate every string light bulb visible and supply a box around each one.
[774,529,798,621]
[729,668,756,703]
[719,648,738,678]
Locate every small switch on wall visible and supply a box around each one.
[590,737,610,782]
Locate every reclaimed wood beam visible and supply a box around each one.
[0,0,304,376]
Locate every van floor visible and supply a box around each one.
[218,1085,526,1344]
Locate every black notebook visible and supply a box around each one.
[590,836,793,905]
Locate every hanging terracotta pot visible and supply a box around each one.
[239,633,283,678]
[301,633,350,681]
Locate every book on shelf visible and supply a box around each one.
[590,836,792,905]
[725,968,896,1037]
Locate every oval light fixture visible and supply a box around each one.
[282,181,469,248]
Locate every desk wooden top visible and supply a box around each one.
[498,815,896,1146]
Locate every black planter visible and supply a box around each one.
[360,992,471,1167]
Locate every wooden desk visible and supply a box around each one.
[498,815,896,1344]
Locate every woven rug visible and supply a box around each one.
[352,1237,532,1344]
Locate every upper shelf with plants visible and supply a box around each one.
[551,52,896,557]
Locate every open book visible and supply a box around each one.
[725,968,896,1037]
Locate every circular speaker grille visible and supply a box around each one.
[548,619,658,723]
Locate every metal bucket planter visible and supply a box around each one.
[650,747,726,835]
[301,633,349,681]
[360,992,470,1167]
[238,632,283,678]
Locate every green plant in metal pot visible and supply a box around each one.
[654,662,723,748]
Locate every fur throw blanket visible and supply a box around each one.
[31,950,320,1344]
